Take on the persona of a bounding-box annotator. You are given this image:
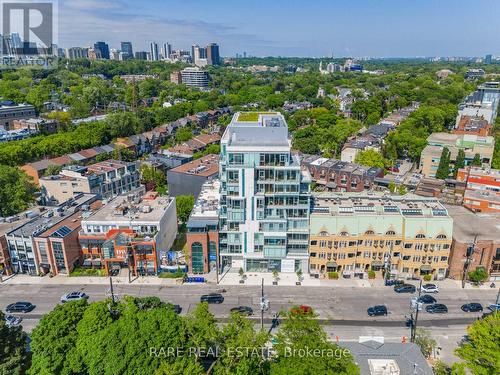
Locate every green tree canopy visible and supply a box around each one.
[0,166,38,216]
[471,153,482,167]
[0,311,30,375]
[175,195,195,223]
[435,147,451,180]
[354,149,388,168]
[456,313,500,375]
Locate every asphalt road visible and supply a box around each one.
[1,282,497,333]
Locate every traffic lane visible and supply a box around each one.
[1,284,496,320]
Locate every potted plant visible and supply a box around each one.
[328,271,339,280]
[423,274,432,282]
[296,269,303,285]
[368,270,376,279]
[272,269,279,285]
[238,267,245,284]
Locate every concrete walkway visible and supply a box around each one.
[1,273,498,290]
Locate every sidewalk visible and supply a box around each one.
[1,273,497,290]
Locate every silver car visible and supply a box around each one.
[60,291,89,303]
[5,314,22,327]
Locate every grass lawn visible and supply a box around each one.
[237,112,277,122]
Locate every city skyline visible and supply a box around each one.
[57,0,500,57]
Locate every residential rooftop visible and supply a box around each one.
[82,191,175,224]
[312,192,450,218]
[6,194,97,238]
[168,154,219,177]
[187,180,220,228]
[445,204,500,242]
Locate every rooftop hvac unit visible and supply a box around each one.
[142,205,152,213]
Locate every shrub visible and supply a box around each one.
[468,267,488,283]
[368,270,376,279]
[70,267,106,277]
[328,272,339,279]
[423,274,432,281]
[158,270,186,279]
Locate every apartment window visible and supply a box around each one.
[385,230,396,236]
[310,240,317,246]
[433,256,439,262]
[338,253,346,259]
[415,234,426,239]
[402,267,409,273]
[436,234,447,239]
[413,256,421,262]
[415,243,423,251]
[310,252,317,258]
[319,231,328,236]
[363,251,371,258]
[319,252,326,259]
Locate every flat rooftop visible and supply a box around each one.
[83,192,175,224]
[168,154,219,177]
[187,180,220,227]
[312,192,450,218]
[6,194,97,238]
[222,112,290,149]
[445,205,500,242]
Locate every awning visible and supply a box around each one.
[326,262,338,268]
[326,182,337,189]
[371,261,384,267]
[420,265,433,271]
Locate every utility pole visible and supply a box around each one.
[261,278,264,331]
[215,251,219,285]
[384,243,393,285]
[109,276,116,305]
[411,279,423,342]
[462,235,478,289]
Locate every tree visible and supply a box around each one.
[456,313,500,375]
[140,164,167,194]
[468,267,488,283]
[175,195,195,223]
[453,149,465,178]
[0,166,38,217]
[213,313,270,374]
[0,311,30,375]
[436,147,451,180]
[112,146,136,162]
[29,299,88,375]
[270,311,359,374]
[175,128,193,143]
[43,164,63,176]
[471,153,482,167]
[414,328,437,359]
[354,149,387,168]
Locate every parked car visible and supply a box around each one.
[6,302,36,313]
[461,303,483,312]
[200,293,224,304]
[367,305,388,316]
[426,304,448,314]
[230,306,253,316]
[421,284,439,293]
[5,314,22,327]
[394,284,416,293]
[168,304,182,314]
[385,279,404,287]
[488,303,500,311]
[418,295,437,304]
[60,291,89,303]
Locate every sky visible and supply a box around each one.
[56,0,500,57]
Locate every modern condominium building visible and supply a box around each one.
[309,193,453,280]
[180,67,209,89]
[218,112,311,273]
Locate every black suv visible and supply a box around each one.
[418,294,437,304]
[6,302,36,313]
[367,305,388,316]
[200,293,224,304]
[230,306,253,316]
[426,304,448,314]
[394,284,416,293]
[461,303,483,312]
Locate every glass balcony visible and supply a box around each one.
[263,246,287,258]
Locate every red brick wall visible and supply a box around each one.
[449,239,496,279]
[186,231,218,274]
